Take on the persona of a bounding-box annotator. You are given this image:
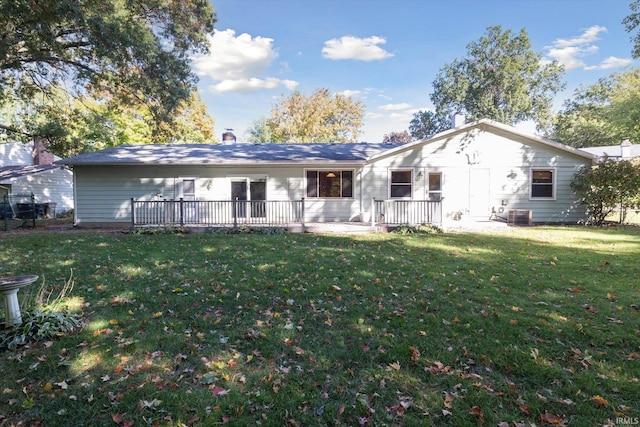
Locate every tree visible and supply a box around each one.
[0,0,216,148]
[382,131,413,144]
[408,110,451,139]
[0,87,216,157]
[570,158,640,225]
[550,68,640,148]
[623,0,640,58]
[266,88,364,143]
[245,117,273,143]
[430,26,565,130]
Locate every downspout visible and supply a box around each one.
[72,167,78,227]
[358,168,363,221]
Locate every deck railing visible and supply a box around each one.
[131,198,304,228]
[373,199,442,226]
[131,198,442,229]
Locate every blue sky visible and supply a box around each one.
[193,0,637,142]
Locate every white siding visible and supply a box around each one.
[9,169,74,215]
[74,165,365,225]
[71,123,593,226]
[364,126,591,224]
[0,142,33,166]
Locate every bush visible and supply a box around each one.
[131,226,190,235]
[0,309,83,350]
[571,159,640,225]
[0,271,83,350]
[391,224,443,235]
[211,226,288,235]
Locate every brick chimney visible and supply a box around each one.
[33,140,55,165]
[222,129,236,144]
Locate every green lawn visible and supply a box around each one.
[0,226,638,426]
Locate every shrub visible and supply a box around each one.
[0,272,83,350]
[391,224,443,235]
[571,158,640,225]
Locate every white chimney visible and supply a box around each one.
[621,138,631,159]
[451,112,465,128]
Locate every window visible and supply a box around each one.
[180,178,196,200]
[428,172,442,201]
[231,178,266,218]
[530,169,555,199]
[390,170,412,198]
[306,170,353,198]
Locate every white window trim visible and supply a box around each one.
[427,171,443,201]
[529,168,556,200]
[304,169,355,199]
[178,177,198,200]
[388,169,414,199]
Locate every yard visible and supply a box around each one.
[0,226,638,426]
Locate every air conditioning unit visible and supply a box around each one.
[508,210,532,226]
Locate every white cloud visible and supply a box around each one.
[584,56,634,70]
[551,25,607,48]
[338,89,362,98]
[193,29,298,93]
[379,103,412,111]
[209,78,299,93]
[322,36,394,61]
[544,25,632,72]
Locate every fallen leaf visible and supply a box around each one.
[591,395,609,407]
[444,393,453,408]
[388,361,401,371]
[469,405,484,422]
[210,386,230,396]
[540,411,565,425]
[54,380,68,390]
[409,345,420,362]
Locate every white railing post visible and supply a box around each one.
[371,198,376,227]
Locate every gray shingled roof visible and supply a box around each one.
[58,143,401,166]
[580,144,640,159]
[0,164,60,182]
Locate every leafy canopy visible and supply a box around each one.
[571,158,640,225]
[382,130,413,144]
[408,110,451,140]
[263,88,364,143]
[550,68,640,148]
[0,0,216,152]
[623,0,640,58]
[430,26,565,130]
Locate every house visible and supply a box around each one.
[0,141,74,219]
[580,138,640,161]
[58,119,597,229]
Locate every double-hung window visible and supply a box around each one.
[530,168,555,199]
[428,172,442,201]
[390,170,412,198]
[306,170,353,198]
